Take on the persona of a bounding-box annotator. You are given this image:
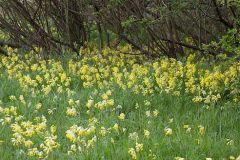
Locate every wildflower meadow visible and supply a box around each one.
[0,46,239,160]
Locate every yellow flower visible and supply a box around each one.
[146,111,151,117]
[118,113,125,121]
[236,155,240,160]
[66,107,77,117]
[198,125,205,135]
[183,124,189,129]
[86,99,94,109]
[36,75,43,83]
[35,103,42,110]
[111,138,115,144]
[70,144,77,152]
[57,86,63,93]
[135,142,144,152]
[42,85,51,95]
[168,118,174,123]
[183,124,191,133]
[19,95,26,104]
[129,132,139,141]
[47,108,56,115]
[66,130,76,142]
[100,127,106,136]
[196,139,200,145]
[204,96,211,104]
[226,139,234,146]
[128,148,137,160]
[60,73,67,83]
[101,93,108,100]
[50,125,57,134]
[192,96,203,103]
[153,110,159,117]
[106,90,112,96]
[68,99,75,106]
[107,99,114,106]
[144,129,150,139]
[24,140,33,148]
[112,123,119,132]
[164,127,173,136]
[9,95,17,101]
[75,100,80,105]
[144,100,151,106]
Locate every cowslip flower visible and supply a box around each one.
[128,148,137,160]
[153,109,159,117]
[86,99,94,109]
[66,107,77,117]
[118,113,125,121]
[112,123,119,132]
[144,129,150,139]
[100,127,107,136]
[144,100,151,106]
[198,125,205,135]
[236,155,240,160]
[9,95,17,101]
[66,130,76,142]
[168,118,174,123]
[135,143,144,152]
[226,139,234,146]
[146,111,151,117]
[107,99,114,106]
[129,132,139,141]
[111,138,115,144]
[164,127,173,136]
[196,139,200,145]
[68,99,75,106]
[35,103,42,110]
[183,124,191,133]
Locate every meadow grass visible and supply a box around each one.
[0,47,239,160]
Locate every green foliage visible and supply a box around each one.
[219,29,240,55]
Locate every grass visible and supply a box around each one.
[0,49,240,160]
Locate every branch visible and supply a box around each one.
[119,33,154,59]
[212,0,233,28]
